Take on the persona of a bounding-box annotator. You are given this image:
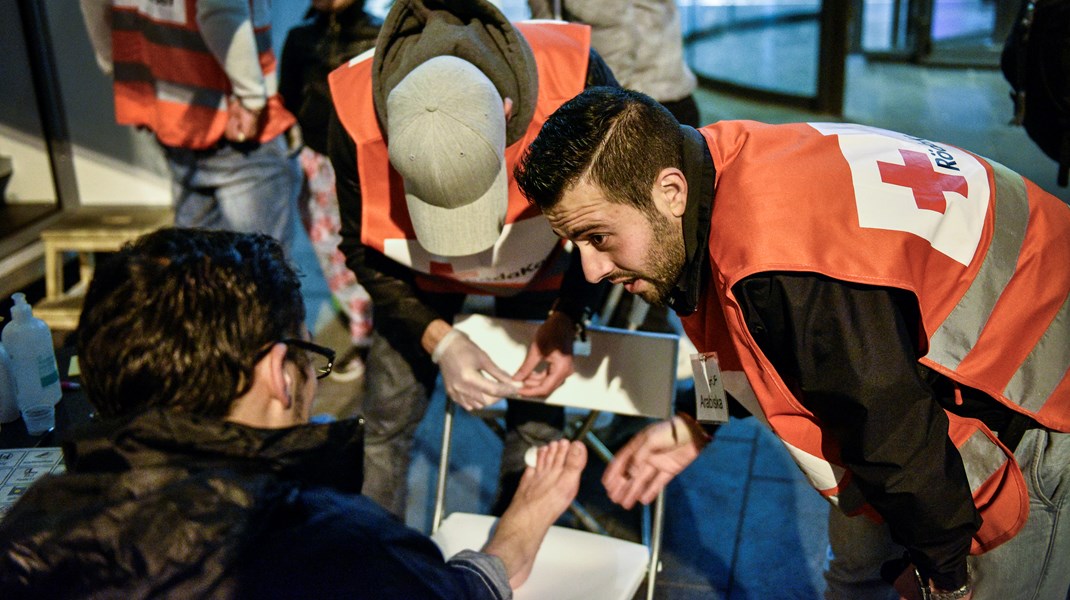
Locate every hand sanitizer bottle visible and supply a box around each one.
[0,339,19,423]
[2,293,62,410]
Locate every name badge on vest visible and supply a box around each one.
[690,352,729,424]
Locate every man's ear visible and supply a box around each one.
[654,167,688,218]
[229,343,299,429]
[259,342,293,408]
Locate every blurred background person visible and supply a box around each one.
[280,0,383,384]
[528,0,699,127]
[79,0,302,254]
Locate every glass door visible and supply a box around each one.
[681,0,848,114]
[1,0,76,261]
[860,0,1015,67]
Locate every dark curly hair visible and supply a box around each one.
[76,228,305,419]
[514,87,683,214]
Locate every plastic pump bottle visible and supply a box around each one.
[2,293,62,411]
[0,338,19,423]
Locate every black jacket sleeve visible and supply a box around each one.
[733,272,978,590]
[278,22,312,119]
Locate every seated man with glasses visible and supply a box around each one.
[0,228,587,599]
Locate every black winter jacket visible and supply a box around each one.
[0,409,507,599]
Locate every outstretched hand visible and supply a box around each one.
[484,439,587,589]
[512,311,576,398]
[602,417,707,509]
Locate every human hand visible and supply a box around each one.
[512,311,576,398]
[484,439,587,589]
[224,96,263,143]
[434,329,523,411]
[888,561,973,600]
[602,416,707,509]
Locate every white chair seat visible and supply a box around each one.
[434,315,678,599]
[432,512,650,600]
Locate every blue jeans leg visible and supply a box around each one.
[360,330,434,518]
[825,429,1070,600]
[970,429,1070,600]
[165,136,300,254]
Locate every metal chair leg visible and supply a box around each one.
[432,399,457,533]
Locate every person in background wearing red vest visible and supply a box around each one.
[516,87,1070,600]
[327,0,615,519]
[79,0,301,254]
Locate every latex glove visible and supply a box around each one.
[602,416,707,509]
[224,96,263,143]
[433,329,523,411]
[512,311,576,398]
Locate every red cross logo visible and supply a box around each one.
[877,149,967,214]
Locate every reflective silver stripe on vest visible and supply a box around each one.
[959,429,1006,492]
[113,11,274,56]
[157,79,227,111]
[1007,290,1070,411]
[926,161,1029,369]
[114,72,280,113]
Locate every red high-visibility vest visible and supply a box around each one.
[329,21,590,295]
[683,120,1070,553]
[110,0,294,149]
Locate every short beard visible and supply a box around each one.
[636,207,686,306]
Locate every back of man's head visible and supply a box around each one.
[76,228,305,419]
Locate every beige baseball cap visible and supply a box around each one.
[387,56,508,257]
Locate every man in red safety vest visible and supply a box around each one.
[80,0,300,252]
[516,87,1070,600]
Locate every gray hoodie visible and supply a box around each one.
[370,0,540,146]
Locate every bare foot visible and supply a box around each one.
[481,439,587,588]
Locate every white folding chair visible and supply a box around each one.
[430,314,678,600]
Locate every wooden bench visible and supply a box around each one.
[34,207,173,330]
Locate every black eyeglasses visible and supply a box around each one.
[281,339,336,379]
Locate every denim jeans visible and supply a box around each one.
[824,428,1070,600]
[361,290,565,519]
[164,135,301,254]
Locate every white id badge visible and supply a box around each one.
[690,352,729,424]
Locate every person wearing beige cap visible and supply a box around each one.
[327,0,617,518]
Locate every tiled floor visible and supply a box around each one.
[300,7,1070,599]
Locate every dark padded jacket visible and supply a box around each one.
[0,409,508,599]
